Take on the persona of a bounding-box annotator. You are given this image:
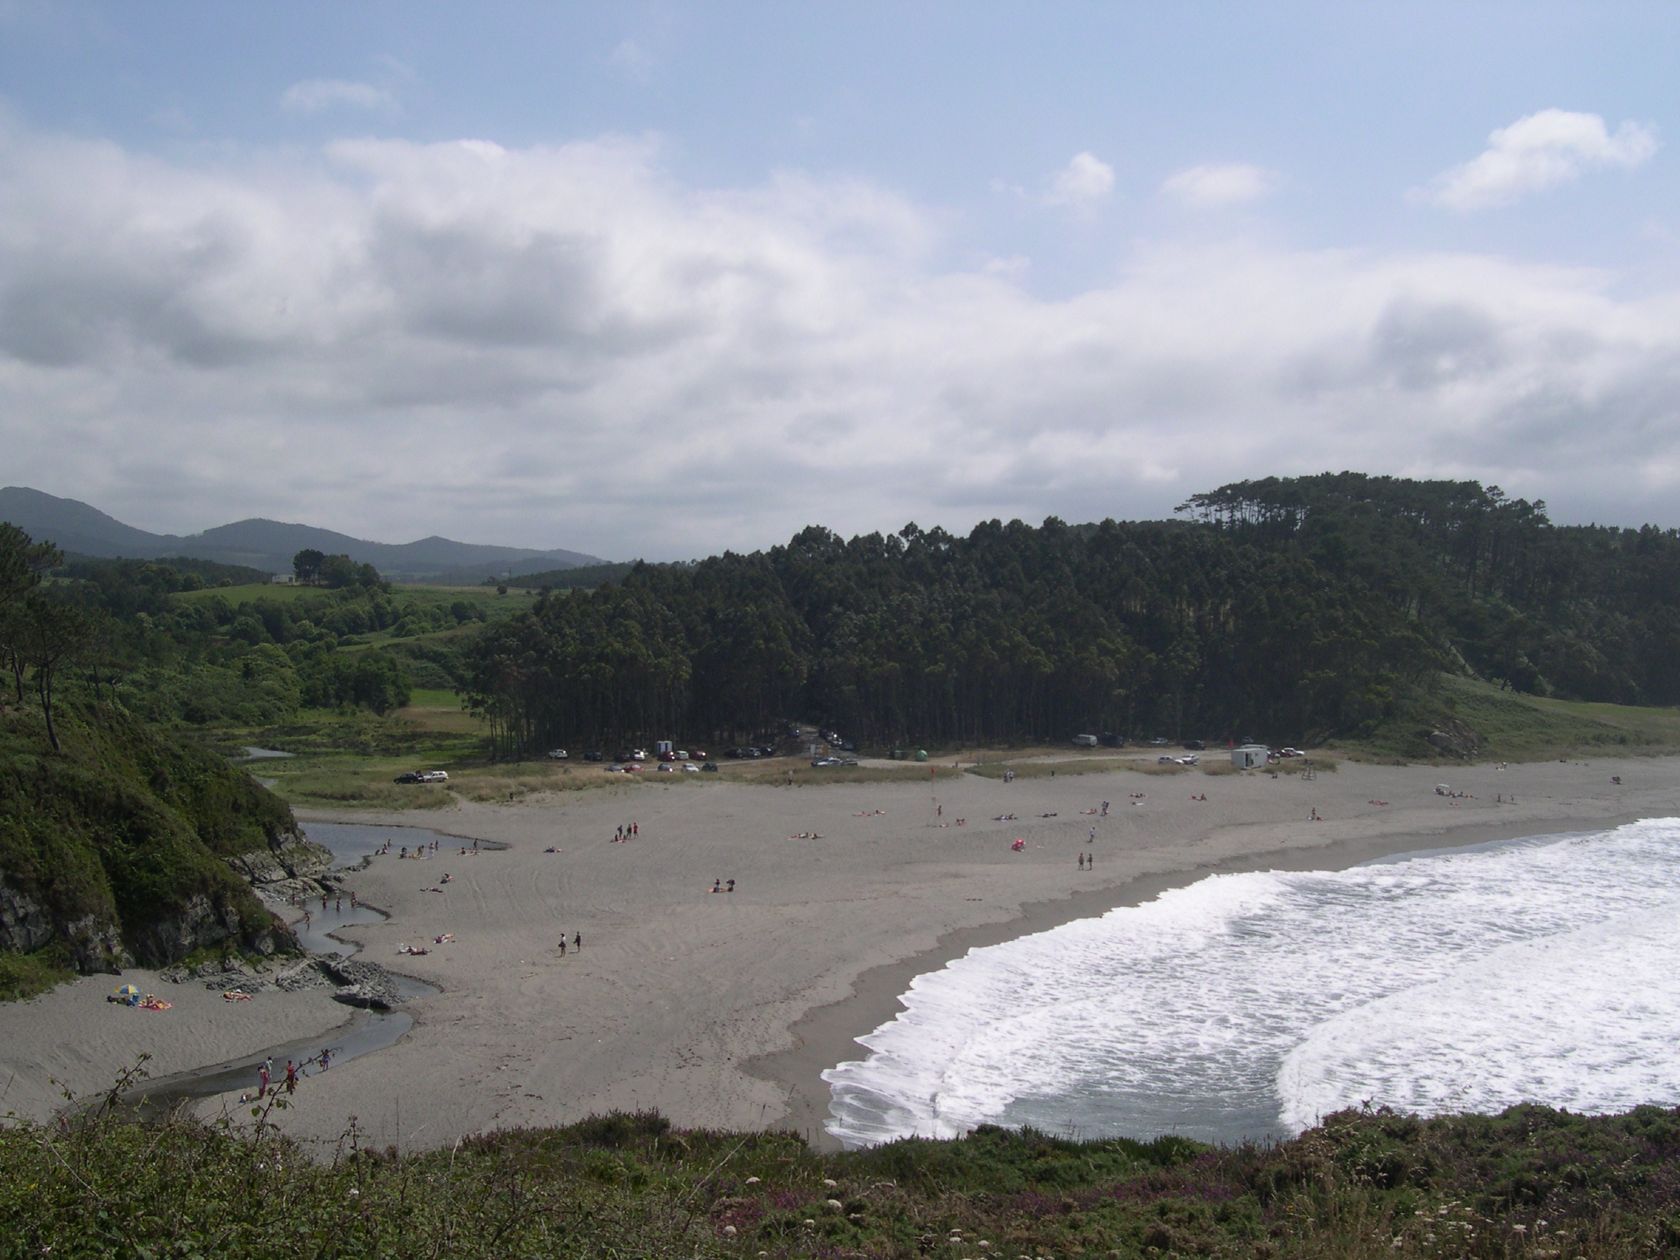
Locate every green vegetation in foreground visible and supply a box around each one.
[4,1096,1679,1258]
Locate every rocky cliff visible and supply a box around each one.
[1,702,306,973]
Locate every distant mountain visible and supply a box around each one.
[0,486,604,581]
[0,486,169,559]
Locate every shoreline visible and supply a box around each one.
[753,804,1639,1150]
[7,753,1677,1153]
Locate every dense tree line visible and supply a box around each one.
[0,530,448,731]
[463,475,1680,758]
[1180,474,1680,705]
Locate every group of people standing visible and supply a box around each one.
[253,1049,331,1100]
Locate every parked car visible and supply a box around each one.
[1182,740,1204,751]
[393,771,423,784]
[1157,755,1177,765]
[1279,747,1304,758]
[1149,736,1169,746]
[811,756,843,767]
[657,763,674,772]
[701,761,719,772]
[682,762,700,773]
[418,770,449,783]
[1178,755,1199,766]
[583,750,605,762]
[547,748,568,760]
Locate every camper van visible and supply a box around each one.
[1072,733,1099,747]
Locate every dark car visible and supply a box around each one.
[583,750,605,762]
[701,761,719,772]
[1183,739,1204,751]
[393,771,422,784]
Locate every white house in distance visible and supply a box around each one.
[1231,744,1271,769]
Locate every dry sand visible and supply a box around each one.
[5,752,1677,1152]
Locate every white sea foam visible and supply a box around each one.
[822,819,1680,1147]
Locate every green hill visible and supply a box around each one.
[0,700,311,992]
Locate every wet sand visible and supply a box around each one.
[5,753,1674,1153]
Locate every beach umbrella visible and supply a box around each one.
[114,983,140,1004]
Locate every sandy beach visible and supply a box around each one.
[5,752,1677,1152]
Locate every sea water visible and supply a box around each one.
[822,818,1680,1148]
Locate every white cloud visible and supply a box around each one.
[1161,163,1276,209]
[1,120,1678,560]
[280,78,399,116]
[1419,109,1658,211]
[1043,151,1115,212]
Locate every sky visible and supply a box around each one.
[2,3,1677,562]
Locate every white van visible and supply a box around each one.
[1072,733,1099,747]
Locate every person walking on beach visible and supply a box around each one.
[257,1060,270,1097]
[559,938,567,957]
[284,1059,298,1093]
[573,931,581,951]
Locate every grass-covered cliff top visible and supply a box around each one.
[0,699,298,991]
[3,1094,1676,1258]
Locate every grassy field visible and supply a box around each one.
[230,670,1680,813]
[1344,673,1680,763]
[174,581,541,611]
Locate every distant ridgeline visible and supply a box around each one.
[0,702,318,976]
[463,473,1680,757]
